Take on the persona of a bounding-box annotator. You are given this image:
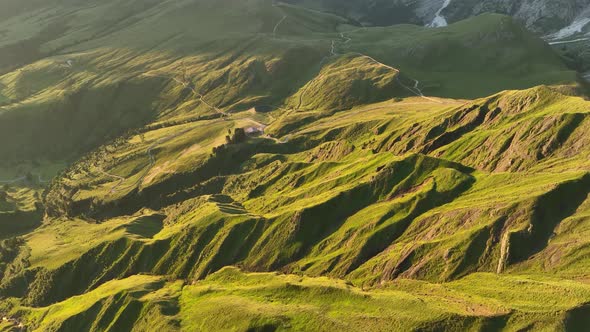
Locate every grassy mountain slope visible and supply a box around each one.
[4,268,590,331]
[29,89,590,287]
[1,0,589,331]
[2,87,590,330]
[341,14,576,98]
[0,1,576,165]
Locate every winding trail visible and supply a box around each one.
[403,78,442,103]
[89,4,449,196]
[244,118,290,144]
[353,29,446,102]
[339,32,351,44]
[142,73,227,117]
[297,31,350,109]
[273,15,287,37]
[0,176,26,184]
[98,169,125,194]
[94,71,230,195]
[100,65,294,195]
[329,40,337,56]
[100,127,192,194]
[0,174,50,185]
[295,27,443,108]
[338,31,441,103]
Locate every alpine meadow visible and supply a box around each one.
[3,0,590,331]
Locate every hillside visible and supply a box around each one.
[33,87,590,285]
[0,1,575,164]
[5,269,590,331]
[285,0,590,35]
[1,86,590,330]
[1,0,590,331]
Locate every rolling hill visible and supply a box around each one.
[284,0,590,35]
[1,0,590,331]
[0,1,576,164]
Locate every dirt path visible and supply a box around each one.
[100,127,193,194]
[297,36,344,109]
[91,71,220,195]
[0,177,25,184]
[272,1,289,38]
[98,169,125,194]
[267,135,290,144]
[142,73,227,117]
[95,8,450,195]
[273,15,287,36]
[0,174,50,185]
[244,118,289,144]
[296,26,443,109]
[339,32,351,44]
[403,78,442,103]
[338,31,443,103]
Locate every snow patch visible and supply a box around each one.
[428,0,452,28]
[548,17,590,39]
[548,37,589,45]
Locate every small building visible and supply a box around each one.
[245,126,264,135]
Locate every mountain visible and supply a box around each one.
[282,0,590,74]
[1,0,590,331]
[446,0,590,33]
[0,1,574,164]
[285,0,590,36]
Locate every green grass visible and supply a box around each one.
[8,268,590,331]
[1,1,589,330]
[183,268,590,331]
[13,268,590,331]
[2,87,585,320]
[22,275,168,332]
[0,3,576,165]
[339,14,576,97]
[286,54,405,111]
[23,87,590,292]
